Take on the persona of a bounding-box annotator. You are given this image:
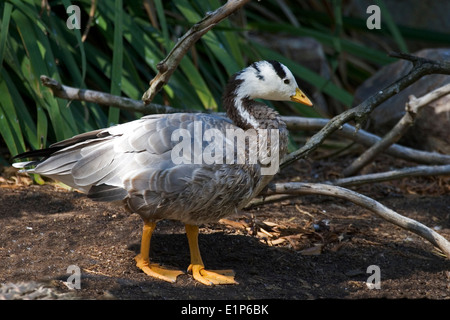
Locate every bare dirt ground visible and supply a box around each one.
[0,154,449,304]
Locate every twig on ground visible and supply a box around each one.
[280,52,450,169]
[141,0,252,104]
[245,194,297,208]
[263,182,450,258]
[343,83,450,176]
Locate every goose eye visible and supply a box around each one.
[284,79,290,84]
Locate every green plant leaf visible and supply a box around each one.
[0,2,13,73]
[108,0,124,126]
[375,0,408,53]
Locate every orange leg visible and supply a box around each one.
[185,224,237,285]
[135,221,183,283]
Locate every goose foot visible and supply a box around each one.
[185,224,238,285]
[188,264,237,285]
[135,254,183,283]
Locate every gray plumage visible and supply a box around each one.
[13,61,311,226]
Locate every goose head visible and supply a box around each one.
[223,60,313,129]
[234,60,313,106]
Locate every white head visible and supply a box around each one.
[235,60,312,106]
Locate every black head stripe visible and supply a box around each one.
[268,60,286,80]
[251,62,260,73]
[251,62,265,81]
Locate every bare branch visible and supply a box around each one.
[329,164,450,187]
[141,0,252,104]
[263,182,450,258]
[283,117,450,165]
[280,52,450,169]
[39,75,197,115]
[407,83,450,111]
[40,74,450,168]
[389,52,450,69]
[343,83,450,176]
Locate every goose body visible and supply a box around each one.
[13,60,312,285]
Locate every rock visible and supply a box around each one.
[0,281,78,300]
[353,48,450,153]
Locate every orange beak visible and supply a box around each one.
[290,88,313,106]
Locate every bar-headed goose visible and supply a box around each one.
[13,60,312,285]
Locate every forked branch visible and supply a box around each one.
[280,53,450,169]
[343,83,450,176]
[283,117,450,165]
